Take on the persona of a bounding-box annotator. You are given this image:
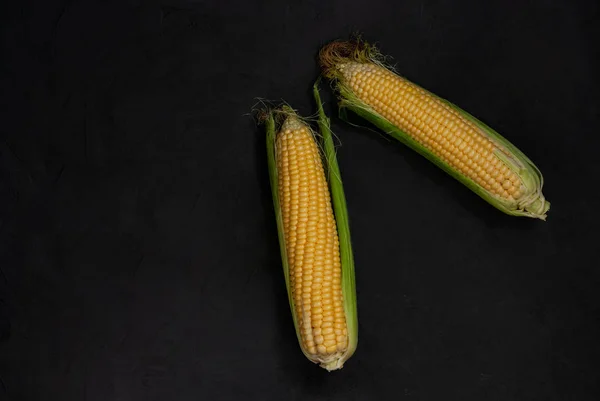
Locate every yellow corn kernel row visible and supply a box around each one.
[275,116,348,358]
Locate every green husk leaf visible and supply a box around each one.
[264,99,357,371]
[314,80,358,370]
[321,38,550,220]
[265,111,300,345]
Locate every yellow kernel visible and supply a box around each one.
[326,345,338,353]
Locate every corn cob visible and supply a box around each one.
[264,87,357,370]
[320,39,550,220]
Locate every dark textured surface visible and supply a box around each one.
[1,0,599,400]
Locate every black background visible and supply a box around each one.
[1,0,599,400]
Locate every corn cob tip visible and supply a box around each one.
[320,357,346,371]
[275,106,304,128]
[258,105,305,132]
[523,196,550,221]
[319,38,380,79]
